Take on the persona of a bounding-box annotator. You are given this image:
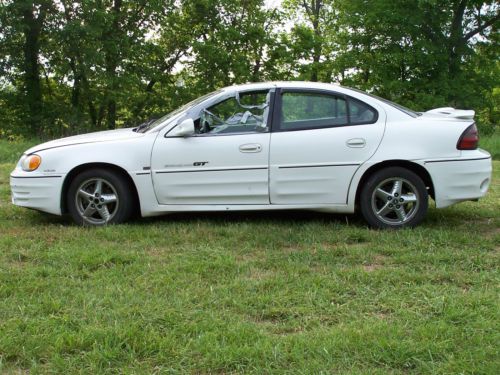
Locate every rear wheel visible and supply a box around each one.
[67,168,134,225]
[360,167,428,229]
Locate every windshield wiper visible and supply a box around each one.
[133,118,157,133]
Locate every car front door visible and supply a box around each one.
[269,89,386,204]
[151,89,273,205]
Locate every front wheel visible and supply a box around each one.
[360,167,428,229]
[67,168,135,226]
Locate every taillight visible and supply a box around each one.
[457,123,479,150]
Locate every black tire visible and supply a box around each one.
[360,167,428,229]
[67,168,135,226]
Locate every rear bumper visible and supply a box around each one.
[10,173,65,215]
[424,152,492,208]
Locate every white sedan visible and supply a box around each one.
[10,82,492,228]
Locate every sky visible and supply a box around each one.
[264,0,283,9]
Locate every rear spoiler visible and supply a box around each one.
[425,107,475,120]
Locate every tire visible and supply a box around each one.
[67,168,135,226]
[359,167,428,229]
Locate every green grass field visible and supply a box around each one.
[0,137,499,374]
[480,131,500,160]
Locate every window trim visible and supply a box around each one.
[273,88,379,133]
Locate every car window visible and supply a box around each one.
[348,97,377,124]
[346,86,420,117]
[142,90,222,133]
[280,92,348,130]
[197,90,270,135]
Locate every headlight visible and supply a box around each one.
[20,154,42,172]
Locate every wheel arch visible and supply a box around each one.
[61,162,141,216]
[354,160,435,208]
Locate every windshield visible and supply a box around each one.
[346,87,421,118]
[135,90,223,133]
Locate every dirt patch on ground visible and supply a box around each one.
[371,312,389,320]
[244,267,275,281]
[234,249,267,263]
[362,254,388,272]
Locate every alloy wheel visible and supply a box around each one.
[75,178,119,225]
[370,177,420,226]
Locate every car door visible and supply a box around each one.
[151,89,273,205]
[269,88,385,204]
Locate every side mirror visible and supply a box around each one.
[169,118,195,137]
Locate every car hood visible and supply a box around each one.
[25,128,144,154]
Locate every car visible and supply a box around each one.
[10,82,492,228]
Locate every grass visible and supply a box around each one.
[480,130,500,160]
[0,137,499,374]
[0,138,40,164]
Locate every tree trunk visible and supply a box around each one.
[107,100,116,130]
[21,2,45,135]
[448,0,468,79]
[310,0,322,82]
[103,0,123,130]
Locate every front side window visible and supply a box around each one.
[280,91,377,131]
[196,90,270,135]
[142,90,222,133]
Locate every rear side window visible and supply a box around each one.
[279,91,378,131]
[281,92,348,130]
[348,98,377,124]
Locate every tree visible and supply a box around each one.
[186,0,282,90]
[0,0,497,138]
[332,0,499,125]
[1,0,54,135]
[281,0,338,82]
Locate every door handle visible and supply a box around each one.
[239,143,262,153]
[346,138,366,148]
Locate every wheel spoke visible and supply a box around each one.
[100,194,117,204]
[97,205,111,222]
[83,204,96,218]
[78,189,93,200]
[375,188,392,201]
[93,180,103,195]
[395,206,407,222]
[391,179,403,196]
[401,194,417,204]
[376,202,393,217]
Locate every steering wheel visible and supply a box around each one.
[202,109,226,133]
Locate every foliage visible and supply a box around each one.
[332,0,499,134]
[0,0,498,138]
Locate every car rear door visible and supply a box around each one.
[269,88,386,204]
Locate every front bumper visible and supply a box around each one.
[425,151,492,208]
[10,173,65,215]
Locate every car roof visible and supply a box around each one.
[221,81,342,92]
[221,81,378,101]
[221,81,382,106]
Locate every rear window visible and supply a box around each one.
[346,86,421,118]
